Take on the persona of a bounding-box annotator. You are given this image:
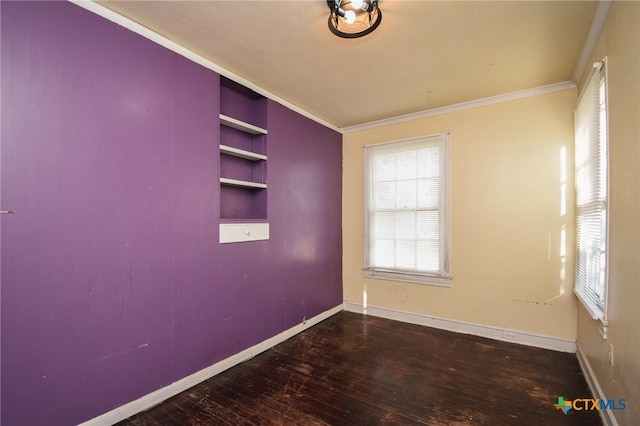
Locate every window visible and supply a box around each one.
[574,59,608,325]
[364,134,451,286]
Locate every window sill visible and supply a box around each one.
[574,289,608,339]
[363,269,451,287]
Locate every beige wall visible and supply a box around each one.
[576,2,640,424]
[343,88,578,340]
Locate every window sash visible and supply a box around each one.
[574,59,608,322]
[364,134,450,285]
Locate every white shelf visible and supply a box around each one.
[219,144,267,161]
[219,114,267,135]
[220,177,267,189]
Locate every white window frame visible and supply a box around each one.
[363,133,451,287]
[574,58,609,336]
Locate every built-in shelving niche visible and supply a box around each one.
[219,77,269,242]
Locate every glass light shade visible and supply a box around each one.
[327,0,382,39]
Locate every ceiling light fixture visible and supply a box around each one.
[327,0,382,39]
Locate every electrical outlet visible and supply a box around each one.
[608,343,614,366]
[503,331,517,341]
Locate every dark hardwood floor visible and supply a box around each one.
[117,311,602,425]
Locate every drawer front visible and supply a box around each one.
[219,223,270,243]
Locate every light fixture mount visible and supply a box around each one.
[327,0,382,39]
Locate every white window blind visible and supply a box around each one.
[574,59,608,322]
[364,134,451,286]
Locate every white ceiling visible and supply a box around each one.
[97,1,599,129]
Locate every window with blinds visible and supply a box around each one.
[364,134,451,286]
[574,59,608,323]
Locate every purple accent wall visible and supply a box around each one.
[0,2,342,425]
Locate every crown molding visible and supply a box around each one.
[343,81,577,133]
[69,1,342,134]
[571,0,612,85]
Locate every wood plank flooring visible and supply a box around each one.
[117,311,602,425]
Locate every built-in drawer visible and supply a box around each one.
[219,223,269,244]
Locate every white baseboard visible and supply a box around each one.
[576,343,618,426]
[79,304,343,426]
[343,301,577,353]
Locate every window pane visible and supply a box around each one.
[417,240,440,271]
[417,210,440,240]
[417,146,440,178]
[372,181,395,209]
[417,178,440,208]
[395,240,416,269]
[373,153,395,182]
[371,212,394,239]
[395,150,416,181]
[395,212,416,240]
[396,179,417,209]
[371,239,394,268]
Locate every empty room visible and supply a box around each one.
[1,1,638,425]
